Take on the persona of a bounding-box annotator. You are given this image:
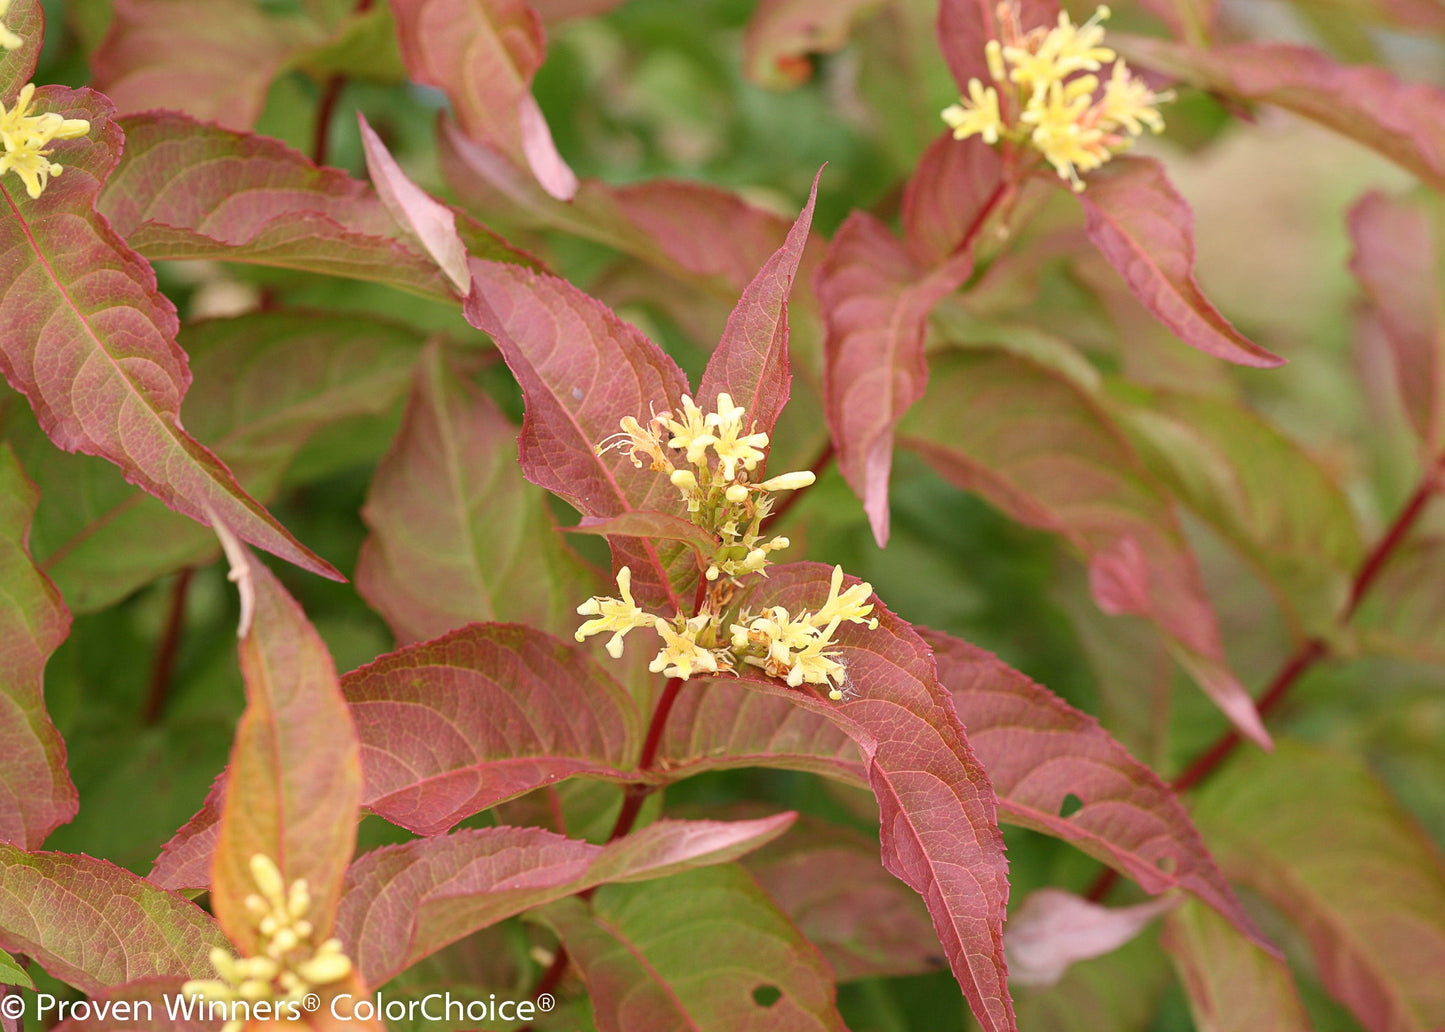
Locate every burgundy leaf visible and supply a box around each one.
[900,349,1269,746]
[0,847,225,995]
[936,0,1058,93]
[815,211,976,545]
[148,774,223,892]
[538,865,848,1032]
[0,89,339,581]
[462,257,694,609]
[725,562,1015,1032]
[358,112,470,296]
[0,0,42,97]
[1077,157,1284,368]
[210,527,362,952]
[1121,37,1445,193]
[388,0,577,199]
[342,623,641,836]
[356,344,600,645]
[1005,889,1177,987]
[337,816,792,985]
[901,133,1007,267]
[1348,190,1445,451]
[0,448,76,849]
[91,0,306,129]
[742,0,882,89]
[696,170,820,438]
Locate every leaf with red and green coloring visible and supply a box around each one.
[389,0,576,200]
[1005,889,1177,987]
[22,310,419,613]
[96,113,530,301]
[0,448,76,849]
[925,629,1266,947]
[1162,900,1315,1032]
[0,846,226,995]
[936,0,1058,93]
[1194,741,1445,1032]
[537,864,848,1032]
[210,529,362,953]
[1077,158,1283,369]
[568,512,719,565]
[356,344,600,646]
[816,211,977,546]
[900,349,1268,746]
[726,562,1015,1032]
[695,171,819,438]
[742,816,942,981]
[337,816,793,985]
[149,775,224,892]
[1354,537,1445,663]
[1348,190,1445,452]
[1120,37,1445,192]
[742,0,883,89]
[91,0,315,130]
[0,89,339,582]
[463,257,693,610]
[901,133,1006,267]
[358,112,470,296]
[0,0,42,97]
[341,623,641,836]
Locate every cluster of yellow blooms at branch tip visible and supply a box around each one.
[0,82,90,199]
[941,3,1170,190]
[581,394,878,699]
[182,855,353,1032]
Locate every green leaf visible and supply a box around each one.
[0,946,32,989]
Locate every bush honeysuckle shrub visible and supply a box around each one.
[1,0,1445,1031]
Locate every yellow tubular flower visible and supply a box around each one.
[649,616,720,679]
[0,84,91,199]
[599,414,673,473]
[575,567,654,658]
[942,79,1004,145]
[784,618,848,689]
[1098,59,1169,135]
[663,395,716,465]
[708,392,770,480]
[811,565,879,630]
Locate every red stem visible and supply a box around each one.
[765,442,834,526]
[312,76,345,166]
[143,567,193,726]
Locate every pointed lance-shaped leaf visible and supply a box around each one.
[900,349,1269,746]
[149,774,225,892]
[356,344,601,646]
[0,448,76,849]
[337,816,794,985]
[725,562,1016,1032]
[463,257,694,610]
[0,88,339,581]
[0,0,42,98]
[0,847,226,995]
[537,864,849,1032]
[936,0,1059,94]
[388,0,577,200]
[816,211,977,546]
[695,169,820,438]
[209,523,362,953]
[341,623,641,836]
[901,133,1007,268]
[1077,157,1284,369]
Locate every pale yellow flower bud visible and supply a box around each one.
[759,471,815,492]
[725,483,750,503]
[296,951,353,986]
[249,854,286,906]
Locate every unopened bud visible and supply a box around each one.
[725,483,749,503]
[297,951,353,986]
[760,471,815,492]
[249,854,286,904]
[670,469,698,491]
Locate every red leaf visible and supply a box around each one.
[210,527,362,953]
[96,113,528,301]
[0,448,76,848]
[695,170,820,438]
[356,344,600,645]
[0,90,339,582]
[342,624,641,835]
[358,112,470,296]
[1121,37,1445,193]
[1006,889,1177,987]
[901,133,1006,267]
[568,512,720,564]
[389,0,577,199]
[0,847,225,995]
[1078,157,1284,368]
[901,349,1269,746]
[936,0,1058,93]
[926,629,1270,949]
[91,0,305,130]
[742,0,882,89]
[462,258,694,609]
[1348,190,1445,451]
[815,211,975,545]
[337,816,793,985]
[149,774,224,892]
[726,563,1015,1032]
[0,0,43,98]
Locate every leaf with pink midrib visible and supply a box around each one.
[0,89,339,582]
[900,133,1005,267]
[463,257,694,609]
[1078,157,1284,369]
[0,448,76,849]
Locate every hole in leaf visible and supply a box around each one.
[1059,793,1084,818]
[752,985,782,1008]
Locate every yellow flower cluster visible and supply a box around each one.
[182,855,354,1032]
[940,4,1170,191]
[0,83,90,199]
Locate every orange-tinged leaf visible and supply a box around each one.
[210,528,362,953]
[0,447,75,848]
[0,89,339,582]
